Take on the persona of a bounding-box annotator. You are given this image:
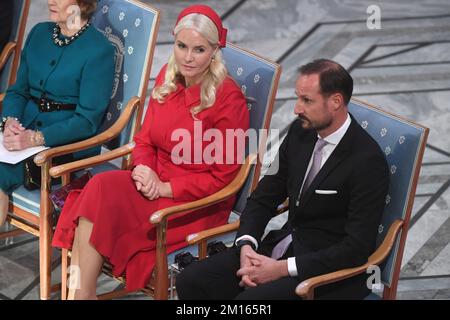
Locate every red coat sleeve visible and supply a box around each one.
[131,65,167,170]
[169,84,250,202]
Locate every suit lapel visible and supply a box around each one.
[290,131,316,199]
[297,118,357,207]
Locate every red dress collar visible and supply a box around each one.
[172,81,201,108]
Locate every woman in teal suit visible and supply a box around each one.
[0,0,115,225]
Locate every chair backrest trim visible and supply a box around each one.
[387,127,428,294]
[9,0,30,86]
[225,42,282,194]
[124,0,160,137]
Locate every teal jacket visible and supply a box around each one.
[2,22,115,155]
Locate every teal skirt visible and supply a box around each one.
[0,161,24,194]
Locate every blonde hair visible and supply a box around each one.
[152,13,228,116]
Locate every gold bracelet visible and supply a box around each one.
[28,131,35,146]
[35,131,45,146]
[30,130,45,146]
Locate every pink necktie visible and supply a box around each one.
[302,138,328,193]
[271,234,292,260]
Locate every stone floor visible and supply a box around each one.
[1,0,449,300]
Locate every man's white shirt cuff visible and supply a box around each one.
[235,235,258,250]
[287,257,298,277]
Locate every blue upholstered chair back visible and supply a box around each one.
[222,43,281,214]
[93,0,159,149]
[0,0,29,92]
[348,99,428,289]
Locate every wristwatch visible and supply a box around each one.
[235,239,256,251]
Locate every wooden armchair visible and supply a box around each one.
[51,42,282,300]
[188,98,429,300]
[0,0,160,300]
[0,0,30,111]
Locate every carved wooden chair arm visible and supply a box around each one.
[0,42,16,71]
[187,220,240,246]
[50,142,135,178]
[295,219,403,299]
[186,197,289,249]
[149,154,257,225]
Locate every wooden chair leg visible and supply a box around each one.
[61,248,69,300]
[198,241,207,260]
[154,223,169,300]
[39,198,53,300]
[39,169,54,300]
[39,232,52,300]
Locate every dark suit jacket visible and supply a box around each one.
[237,114,389,299]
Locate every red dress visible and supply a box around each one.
[52,65,250,291]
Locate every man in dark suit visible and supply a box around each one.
[176,59,389,300]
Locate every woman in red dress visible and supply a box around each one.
[52,5,249,299]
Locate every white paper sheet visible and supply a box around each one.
[0,133,49,165]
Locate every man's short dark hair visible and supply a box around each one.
[298,59,353,105]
